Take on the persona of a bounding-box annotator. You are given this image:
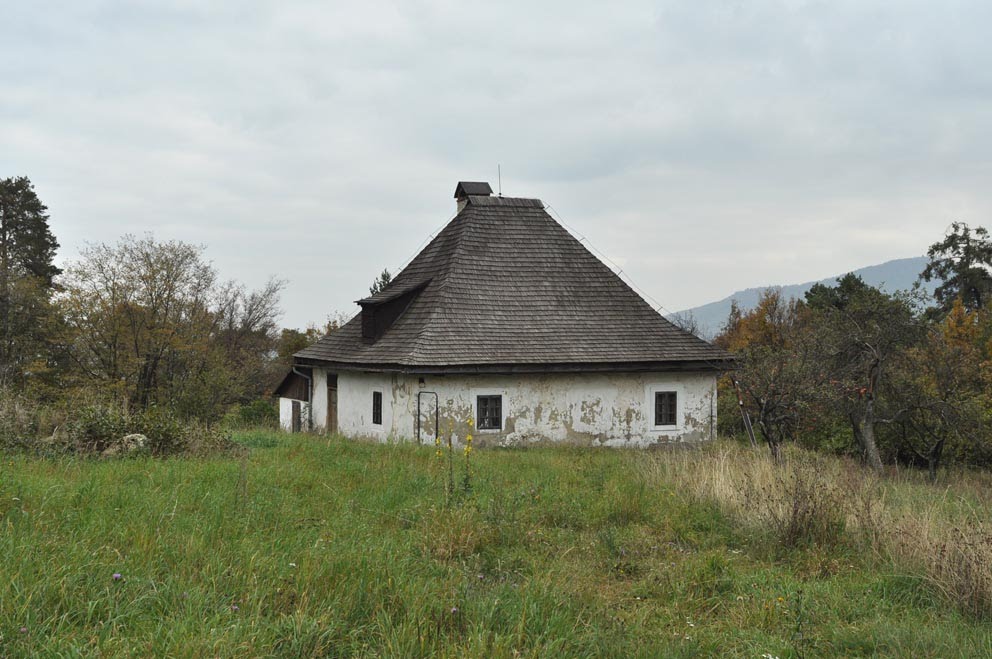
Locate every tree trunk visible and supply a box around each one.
[861,398,884,471]
[756,401,781,463]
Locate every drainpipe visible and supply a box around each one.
[710,382,715,441]
[292,366,313,431]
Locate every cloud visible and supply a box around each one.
[1,0,990,327]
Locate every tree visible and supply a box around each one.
[369,269,392,296]
[668,311,702,338]
[275,314,347,366]
[59,235,284,417]
[806,275,923,471]
[0,177,61,386]
[919,222,992,314]
[715,291,826,460]
[893,299,990,481]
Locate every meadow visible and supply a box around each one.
[2,432,992,657]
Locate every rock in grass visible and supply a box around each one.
[101,433,148,457]
[122,433,147,450]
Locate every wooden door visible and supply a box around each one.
[326,374,338,434]
[291,400,302,433]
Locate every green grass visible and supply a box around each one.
[1,434,991,657]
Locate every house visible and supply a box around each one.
[275,181,733,446]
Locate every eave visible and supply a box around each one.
[292,357,736,375]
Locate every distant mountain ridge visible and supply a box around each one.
[674,256,934,339]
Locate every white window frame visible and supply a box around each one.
[647,383,684,432]
[472,389,507,433]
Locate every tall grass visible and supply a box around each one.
[645,442,992,618]
[1,433,991,656]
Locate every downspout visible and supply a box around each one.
[292,366,313,431]
[710,381,715,440]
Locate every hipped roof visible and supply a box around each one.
[296,194,733,373]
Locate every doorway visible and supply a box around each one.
[416,391,439,444]
[291,400,302,433]
[326,374,338,434]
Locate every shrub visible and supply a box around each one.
[135,406,186,455]
[70,404,130,453]
[757,458,847,549]
[221,399,278,430]
[57,403,241,458]
[0,391,37,449]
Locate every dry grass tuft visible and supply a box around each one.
[887,510,992,618]
[643,442,992,619]
[419,507,492,561]
[644,445,867,550]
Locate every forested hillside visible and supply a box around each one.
[675,257,937,338]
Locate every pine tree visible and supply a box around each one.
[369,268,392,296]
[919,222,992,314]
[0,176,61,386]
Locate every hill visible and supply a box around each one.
[675,256,934,338]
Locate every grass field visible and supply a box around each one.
[2,432,992,657]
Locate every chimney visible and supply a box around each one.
[454,181,493,213]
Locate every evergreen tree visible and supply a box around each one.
[0,177,60,285]
[919,222,992,314]
[369,268,392,296]
[0,177,61,386]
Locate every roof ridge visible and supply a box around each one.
[466,195,543,208]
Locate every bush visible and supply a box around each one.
[758,458,847,549]
[70,404,130,453]
[135,406,186,455]
[0,391,38,449]
[221,400,278,430]
[54,402,241,458]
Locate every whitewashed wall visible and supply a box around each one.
[278,397,311,432]
[315,369,717,447]
[310,369,328,431]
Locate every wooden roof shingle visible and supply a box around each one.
[296,193,733,373]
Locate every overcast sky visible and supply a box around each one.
[3,1,990,328]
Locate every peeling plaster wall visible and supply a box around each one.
[330,370,717,447]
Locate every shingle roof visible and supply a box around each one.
[296,193,733,372]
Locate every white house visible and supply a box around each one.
[275,182,733,446]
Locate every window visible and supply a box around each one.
[477,395,502,430]
[654,391,677,427]
[372,391,382,425]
